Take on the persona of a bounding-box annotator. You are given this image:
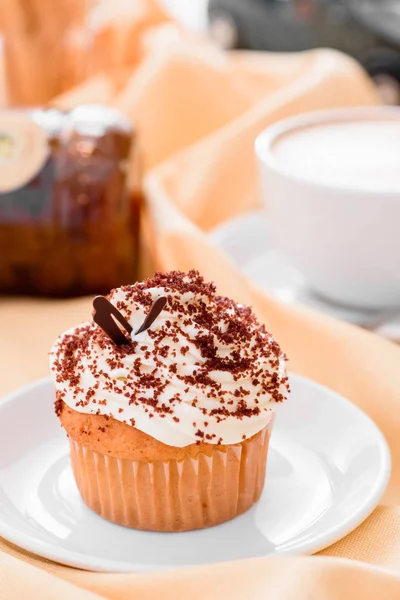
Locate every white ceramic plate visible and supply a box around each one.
[209,211,400,339]
[0,375,390,572]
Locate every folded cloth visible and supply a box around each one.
[3,2,400,598]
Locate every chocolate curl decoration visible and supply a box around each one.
[136,296,167,334]
[93,296,132,345]
[93,295,167,345]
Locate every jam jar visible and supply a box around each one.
[0,105,140,296]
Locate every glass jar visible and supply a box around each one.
[0,104,140,296]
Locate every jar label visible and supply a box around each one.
[0,112,49,193]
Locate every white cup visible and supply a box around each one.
[255,107,400,310]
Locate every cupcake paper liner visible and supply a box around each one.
[69,419,274,532]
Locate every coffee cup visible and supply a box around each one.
[255,107,400,310]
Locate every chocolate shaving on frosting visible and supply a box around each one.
[136,296,167,334]
[93,296,132,345]
[93,295,167,345]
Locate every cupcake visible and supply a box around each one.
[50,270,289,532]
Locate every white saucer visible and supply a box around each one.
[0,376,390,572]
[209,211,400,337]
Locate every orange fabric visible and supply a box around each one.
[90,0,171,75]
[3,2,400,598]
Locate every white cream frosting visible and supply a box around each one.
[50,272,289,447]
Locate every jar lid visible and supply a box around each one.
[0,111,49,193]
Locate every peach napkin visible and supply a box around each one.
[3,2,400,598]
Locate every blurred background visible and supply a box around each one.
[206,0,400,105]
[1,0,400,337]
[2,0,400,106]
[164,0,400,107]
